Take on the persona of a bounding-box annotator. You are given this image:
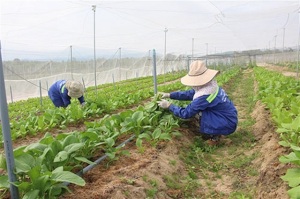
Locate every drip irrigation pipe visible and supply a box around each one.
[62,134,135,187]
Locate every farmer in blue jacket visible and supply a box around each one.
[158,60,238,145]
[48,80,85,108]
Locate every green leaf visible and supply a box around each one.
[28,166,41,182]
[291,145,300,152]
[37,117,45,130]
[281,168,300,187]
[54,151,69,163]
[24,143,48,153]
[138,133,151,141]
[132,111,144,123]
[62,134,79,148]
[278,141,290,147]
[49,140,63,156]
[152,128,162,140]
[276,128,290,133]
[0,175,9,188]
[15,153,36,173]
[105,137,115,148]
[23,189,40,199]
[287,185,300,199]
[279,152,300,165]
[75,157,95,165]
[31,175,51,194]
[171,131,182,137]
[159,133,172,141]
[51,170,85,186]
[81,131,99,141]
[149,114,160,126]
[40,133,55,145]
[0,154,6,170]
[136,138,143,148]
[64,143,84,154]
[144,102,158,112]
[12,181,31,191]
[106,152,116,160]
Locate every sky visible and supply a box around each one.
[0,0,299,60]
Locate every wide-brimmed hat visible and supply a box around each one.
[181,61,219,86]
[65,81,84,98]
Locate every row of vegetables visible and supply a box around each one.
[0,67,240,198]
[1,72,185,143]
[254,67,300,198]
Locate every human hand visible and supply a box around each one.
[160,92,170,98]
[157,99,171,109]
[81,102,86,107]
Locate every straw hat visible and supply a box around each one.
[65,81,84,98]
[181,61,219,86]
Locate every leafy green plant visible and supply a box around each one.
[254,67,300,198]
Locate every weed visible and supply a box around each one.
[145,188,157,198]
[123,190,130,197]
[126,179,135,185]
[164,174,182,189]
[169,160,177,166]
[142,175,148,182]
[149,179,158,187]
[229,191,252,199]
[230,153,259,168]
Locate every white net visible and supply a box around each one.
[3,54,189,102]
[1,1,299,103]
[3,49,299,103]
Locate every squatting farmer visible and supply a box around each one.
[157,60,238,145]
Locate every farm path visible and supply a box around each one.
[60,68,291,199]
[258,62,299,78]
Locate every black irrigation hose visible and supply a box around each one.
[62,134,136,187]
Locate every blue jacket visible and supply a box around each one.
[48,80,85,107]
[169,87,238,135]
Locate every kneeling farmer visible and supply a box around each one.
[158,60,238,145]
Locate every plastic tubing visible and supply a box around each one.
[62,134,135,186]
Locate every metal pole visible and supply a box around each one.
[206,43,208,66]
[50,61,52,76]
[39,80,43,106]
[0,42,20,198]
[92,5,97,94]
[282,28,285,53]
[152,49,157,95]
[297,9,300,81]
[82,77,86,91]
[187,57,190,72]
[9,86,13,103]
[70,45,73,80]
[119,47,121,81]
[164,27,168,81]
[274,35,277,64]
[192,38,194,60]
